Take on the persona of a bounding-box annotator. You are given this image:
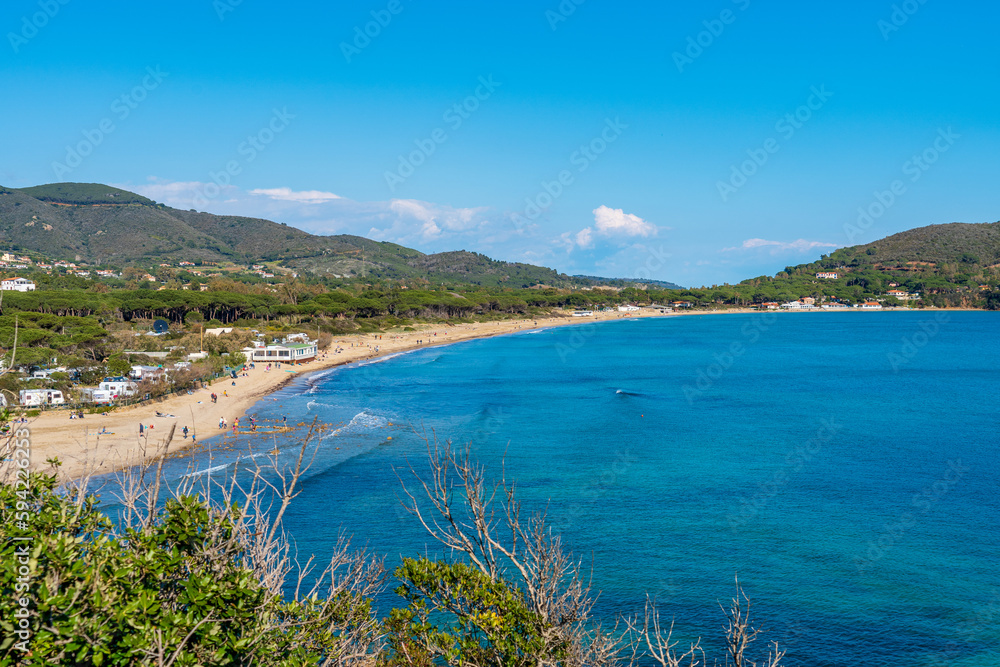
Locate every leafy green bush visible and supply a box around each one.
[0,471,382,666]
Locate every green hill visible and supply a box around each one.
[15,182,155,206]
[725,220,1000,309]
[0,183,610,288]
[823,222,1000,268]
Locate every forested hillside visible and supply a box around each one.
[0,183,597,288]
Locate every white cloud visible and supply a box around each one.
[115,178,240,208]
[249,187,342,204]
[592,205,657,238]
[561,206,660,253]
[723,238,839,254]
[114,180,493,248]
[369,199,489,244]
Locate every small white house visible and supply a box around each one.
[20,389,65,406]
[816,272,839,280]
[30,367,66,381]
[1,277,36,292]
[617,305,640,313]
[572,310,594,317]
[99,376,138,398]
[860,302,883,310]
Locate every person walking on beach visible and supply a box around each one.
[183,425,189,439]
[139,423,144,437]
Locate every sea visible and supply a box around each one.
[141,311,1000,666]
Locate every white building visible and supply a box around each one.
[816,272,839,279]
[1,277,36,292]
[572,310,594,317]
[247,340,318,365]
[860,302,883,310]
[617,305,640,312]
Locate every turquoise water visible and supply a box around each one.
[166,312,1000,666]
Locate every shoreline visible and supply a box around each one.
[19,306,979,482]
[23,309,671,482]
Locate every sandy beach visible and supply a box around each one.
[19,309,682,482]
[15,303,957,482]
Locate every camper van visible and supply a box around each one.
[99,377,138,398]
[19,389,65,407]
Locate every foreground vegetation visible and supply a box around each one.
[0,435,788,666]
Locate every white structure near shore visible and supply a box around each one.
[245,339,318,365]
[1,277,36,292]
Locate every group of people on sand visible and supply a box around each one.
[215,414,260,434]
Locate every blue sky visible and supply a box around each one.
[2,0,998,286]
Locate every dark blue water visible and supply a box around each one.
[162,312,1000,666]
